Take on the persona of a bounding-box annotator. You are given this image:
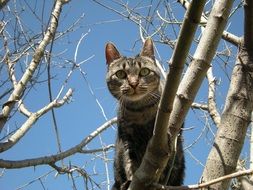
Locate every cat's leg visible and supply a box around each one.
[111,182,120,190]
[112,140,128,190]
[120,180,131,190]
[120,148,139,190]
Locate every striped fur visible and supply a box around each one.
[106,39,185,190]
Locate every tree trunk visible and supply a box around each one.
[201,42,253,190]
[201,1,253,189]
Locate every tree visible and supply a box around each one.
[0,0,252,190]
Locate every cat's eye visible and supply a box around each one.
[139,68,150,77]
[115,70,127,79]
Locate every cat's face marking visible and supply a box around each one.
[105,39,160,102]
[107,57,160,101]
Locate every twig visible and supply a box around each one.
[184,119,208,151]
[0,89,73,152]
[157,10,183,25]
[0,0,69,132]
[0,117,117,168]
[235,160,253,189]
[186,149,205,168]
[18,100,32,117]
[45,18,62,156]
[153,169,253,190]
[74,30,91,63]
[50,162,100,189]
[16,170,55,190]
[191,102,208,110]
[79,144,115,154]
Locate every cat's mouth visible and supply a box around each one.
[122,89,148,101]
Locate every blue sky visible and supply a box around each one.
[0,0,248,190]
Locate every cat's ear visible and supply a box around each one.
[140,38,154,59]
[105,42,121,65]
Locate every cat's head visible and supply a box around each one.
[105,38,160,102]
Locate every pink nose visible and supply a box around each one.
[129,82,139,89]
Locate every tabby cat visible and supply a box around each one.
[105,38,185,190]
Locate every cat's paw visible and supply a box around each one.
[120,180,131,190]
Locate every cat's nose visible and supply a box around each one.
[129,81,139,89]
[128,76,139,89]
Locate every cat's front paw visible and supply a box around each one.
[120,180,131,190]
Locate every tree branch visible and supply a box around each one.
[177,0,241,46]
[0,0,69,132]
[0,89,73,153]
[168,0,234,142]
[153,168,253,190]
[235,160,253,190]
[191,102,208,110]
[128,1,206,189]
[0,117,117,168]
[201,0,253,189]
[207,66,221,126]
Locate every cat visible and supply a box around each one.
[105,38,185,190]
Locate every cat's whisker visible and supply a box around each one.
[149,92,161,101]
[106,39,185,189]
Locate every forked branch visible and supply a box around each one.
[0,117,117,168]
[0,0,69,132]
[128,1,206,189]
[201,1,253,189]
[0,89,73,153]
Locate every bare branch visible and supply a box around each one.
[178,0,241,46]
[191,102,208,110]
[2,29,18,87]
[16,170,55,190]
[168,0,234,140]
[79,144,115,154]
[235,160,253,190]
[201,1,253,189]
[207,67,221,126]
[0,89,73,152]
[0,0,69,132]
[153,168,253,190]
[0,117,117,168]
[129,1,206,189]
[18,100,32,117]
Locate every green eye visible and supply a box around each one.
[115,70,127,79]
[139,68,150,76]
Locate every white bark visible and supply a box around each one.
[128,0,206,189]
[0,117,117,168]
[0,0,68,132]
[201,0,253,189]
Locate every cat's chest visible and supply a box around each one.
[118,106,157,125]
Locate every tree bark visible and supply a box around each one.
[201,1,253,189]
[168,0,234,143]
[128,0,206,189]
[201,41,253,190]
